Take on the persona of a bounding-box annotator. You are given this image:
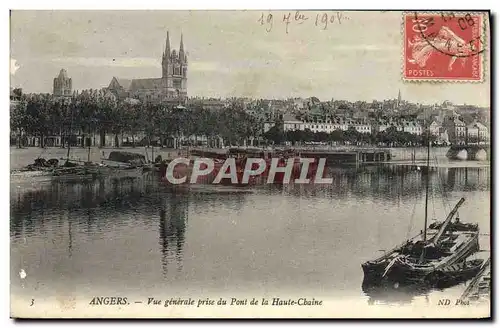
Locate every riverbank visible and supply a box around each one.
[10,145,487,171]
[9,146,187,171]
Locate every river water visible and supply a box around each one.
[10,149,490,313]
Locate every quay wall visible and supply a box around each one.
[10,145,489,171]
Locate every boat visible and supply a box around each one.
[51,161,106,181]
[190,148,229,160]
[362,205,480,284]
[102,151,147,167]
[423,258,485,288]
[159,158,198,185]
[459,257,491,303]
[267,150,304,184]
[362,128,480,285]
[382,206,480,283]
[216,157,263,187]
[167,147,267,186]
[50,150,146,181]
[47,137,104,181]
[99,151,147,179]
[50,140,107,181]
[224,147,304,185]
[160,147,317,186]
[362,257,484,304]
[428,221,479,232]
[21,157,60,172]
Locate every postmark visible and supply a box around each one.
[403,12,486,82]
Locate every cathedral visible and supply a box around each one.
[107,32,188,104]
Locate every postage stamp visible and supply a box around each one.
[403,12,486,82]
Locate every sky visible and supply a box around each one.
[10,10,490,106]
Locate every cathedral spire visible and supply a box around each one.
[165,31,171,57]
[162,31,171,78]
[180,33,184,53]
[179,33,186,63]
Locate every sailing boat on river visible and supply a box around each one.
[362,132,480,284]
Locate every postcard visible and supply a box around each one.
[10,10,491,318]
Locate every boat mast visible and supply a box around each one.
[430,197,466,244]
[66,133,71,164]
[423,124,431,243]
[66,99,73,164]
[87,139,91,163]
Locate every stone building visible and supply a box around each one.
[467,121,489,144]
[107,32,188,104]
[53,69,72,97]
[429,120,442,136]
[443,116,467,145]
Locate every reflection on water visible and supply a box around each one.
[266,165,490,205]
[158,193,187,276]
[10,164,490,304]
[362,280,433,306]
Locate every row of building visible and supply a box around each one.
[268,113,489,145]
[22,32,489,148]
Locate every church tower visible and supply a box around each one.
[161,31,187,101]
[53,69,72,97]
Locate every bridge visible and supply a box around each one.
[446,144,490,161]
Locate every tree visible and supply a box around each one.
[12,88,23,100]
[329,129,345,143]
[10,96,28,147]
[263,125,284,144]
[344,126,361,144]
[24,94,54,148]
[314,131,329,142]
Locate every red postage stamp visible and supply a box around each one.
[403,12,485,82]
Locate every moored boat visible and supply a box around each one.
[179,147,271,186]
[363,202,480,285]
[423,258,485,288]
[362,127,480,286]
[99,150,147,179]
[101,150,147,168]
[46,150,145,181]
[382,201,480,283]
[50,161,107,181]
[459,257,491,303]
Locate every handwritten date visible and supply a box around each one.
[258,11,349,34]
